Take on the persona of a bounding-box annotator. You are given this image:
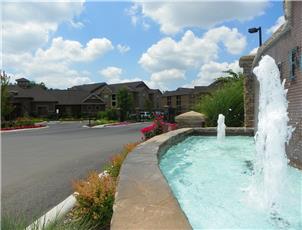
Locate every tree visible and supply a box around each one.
[144,98,153,112]
[117,87,133,121]
[29,81,47,89]
[1,71,13,121]
[195,71,244,127]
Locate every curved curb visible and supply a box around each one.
[111,127,254,229]
[111,128,193,230]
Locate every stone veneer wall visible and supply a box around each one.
[111,127,254,229]
[239,55,256,128]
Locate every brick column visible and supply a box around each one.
[239,55,256,128]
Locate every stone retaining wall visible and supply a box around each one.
[111,127,254,229]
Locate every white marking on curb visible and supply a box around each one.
[26,172,107,230]
[26,194,76,230]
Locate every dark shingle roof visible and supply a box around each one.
[149,89,162,94]
[48,90,103,105]
[194,86,212,93]
[163,87,194,96]
[108,81,149,93]
[8,85,57,102]
[163,85,215,96]
[69,82,106,92]
[16,78,30,82]
[8,85,104,105]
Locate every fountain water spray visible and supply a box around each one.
[217,114,226,141]
[249,55,293,211]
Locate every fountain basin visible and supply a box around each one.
[160,135,302,229]
[111,128,254,229]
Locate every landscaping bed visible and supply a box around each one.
[1,124,46,131]
[1,117,48,131]
[5,118,176,229]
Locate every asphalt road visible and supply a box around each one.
[1,122,149,222]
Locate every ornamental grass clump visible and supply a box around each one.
[104,142,139,178]
[71,143,139,229]
[72,172,116,229]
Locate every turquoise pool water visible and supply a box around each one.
[159,136,302,229]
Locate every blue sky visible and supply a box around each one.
[2,1,284,90]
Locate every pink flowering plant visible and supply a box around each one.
[140,114,177,140]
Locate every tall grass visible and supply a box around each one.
[195,77,244,127]
[1,213,90,230]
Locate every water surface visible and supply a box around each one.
[159,136,302,229]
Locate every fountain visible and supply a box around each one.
[159,55,301,229]
[217,114,226,141]
[248,55,293,211]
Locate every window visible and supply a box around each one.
[167,96,171,106]
[289,47,300,80]
[112,94,117,107]
[176,95,181,106]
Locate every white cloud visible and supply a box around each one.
[191,60,242,86]
[148,69,185,90]
[100,66,123,79]
[139,27,246,89]
[117,44,131,54]
[131,1,268,34]
[267,16,285,34]
[151,69,185,82]
[139,27,246,73]
[2,1,85,54]
[250,47,259,55]
[34,37,113,62]
[99,66,141,84]
[3,37,114,89]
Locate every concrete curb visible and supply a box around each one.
[26,171,107,230]
[0,126,49,133]
[83,122,150,129]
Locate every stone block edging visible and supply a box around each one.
[111,127,254,229]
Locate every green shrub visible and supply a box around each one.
[195,77,244,127]
[14,117,36,127]
[97,109,118,121]
[94,119,116,126]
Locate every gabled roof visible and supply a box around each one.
[149,89,162,94]
[8,85,57,102]
[162,85,214,96]
[82,94,104,104]
[108,81,150,93]
[194,86,212,93]
[16,78,30,82]
[69,82,107,92]
[163,87,194,96]
[48,90,104,105]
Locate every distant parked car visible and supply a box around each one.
[153,111,164,117]
[140,111,151,120]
